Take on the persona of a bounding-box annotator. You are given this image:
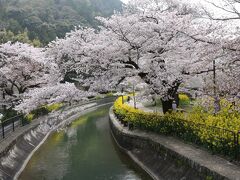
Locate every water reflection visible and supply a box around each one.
[20,105,151,180]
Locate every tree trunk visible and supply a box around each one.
[161,94,179,114]
[161,98,173,114]
[161,79,181,114]
[175,93,179,107]
[2,91,6,111]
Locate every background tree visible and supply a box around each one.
[0,0,122,45]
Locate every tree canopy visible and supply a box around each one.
[0,0,239,114]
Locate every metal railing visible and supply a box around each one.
[0,115,24,140]
[64,96,116,110]
[170,119,240,160]
[114,109,240,161]
[0,96,116,141]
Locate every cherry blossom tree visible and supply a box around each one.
[0,42,96,113]
[181,0,240,111]
[15,83,95,113]
[48,1,199,113]
[0,42,62,108]
[47,0,239,113]
[201,0,240,21]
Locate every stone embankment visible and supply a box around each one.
[109,107,240,180]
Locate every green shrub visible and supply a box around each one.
[1,108,18,122]
[106,92,114,97]
[26,103,64,121]
[94,95,102,100]
[25,113,34,122]
[179,93,190,106]
[44,103,63,112]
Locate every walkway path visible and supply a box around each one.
[127,100,162,113]
[0,115,46,158]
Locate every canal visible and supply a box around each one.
[19,104,152,180]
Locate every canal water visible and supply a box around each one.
[19,105,151,180]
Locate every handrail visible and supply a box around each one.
[0,115,23,124]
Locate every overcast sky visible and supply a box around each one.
[121,0,129,3]
[120,0,219,6]
[121,0,216,4]
[120,0,240,17]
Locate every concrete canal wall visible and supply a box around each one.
[109,107,240,180]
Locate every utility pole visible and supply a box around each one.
[133,84,136,109]
[213,60,216,97]
[213,59,220,114]
[121,87,124,104]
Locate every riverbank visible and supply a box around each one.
[19,104,151,180]
[109,107,240,180]
[15,103,111,179]
[0,99,115,180]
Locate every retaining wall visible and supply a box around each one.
[109,107,240,180]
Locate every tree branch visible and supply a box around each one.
[179,31,239,52]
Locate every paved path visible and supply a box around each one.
[0,115,46,157]
[127,100,155,112]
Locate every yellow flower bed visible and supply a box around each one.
[113,97,240,158]
[179,93,190,102]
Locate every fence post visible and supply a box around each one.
[236,132,240,161]
[234,133,239,160]
[12,117,15,132]
[2,123,4,139]
[21,115,24,126]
